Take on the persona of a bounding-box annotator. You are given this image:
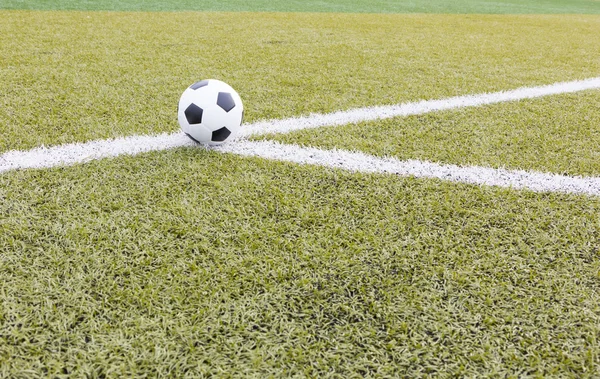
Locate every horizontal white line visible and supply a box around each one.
[0,133,195,173]
[217,140,600,196]
[1,77,600,196]
[2,134,599,196]
[239,77,600,137]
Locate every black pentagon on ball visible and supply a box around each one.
[212,127,231,142]
[184,103,203,125]
[189,80,209,90]
[217,92,236,112]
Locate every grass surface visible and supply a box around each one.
[2,0,600,13]
[1,149,599,377]
[262,90,600,176]
[2,12,600,153]
[3,3,600,376]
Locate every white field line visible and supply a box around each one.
[239,77,600,137]
[0,133,195,173]
[1,77,600,196]
[3,135,598,195]
[218,140,600,197]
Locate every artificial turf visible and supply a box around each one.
[2,0,600,14]
[3,1,600,376]
[262,90,600,177]
[1,149,599,377]
[2,12,600,153]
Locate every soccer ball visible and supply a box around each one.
[178,79,244,145]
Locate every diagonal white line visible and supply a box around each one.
[217,140,600,197]
[239,77,600,137]
[1,77,600,196]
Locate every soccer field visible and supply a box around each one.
[1,1,600,377]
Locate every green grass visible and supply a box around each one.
[262,90,600,176]
[3,2,600,376]
[2,12,600,153]
[2,0,600,13]
[1,149,599,377]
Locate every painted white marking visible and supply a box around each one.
[239,77,600,137]
[1,77,600,196]
[2,136,599,196]
[0,133,194,173]
[217,140,600,196]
